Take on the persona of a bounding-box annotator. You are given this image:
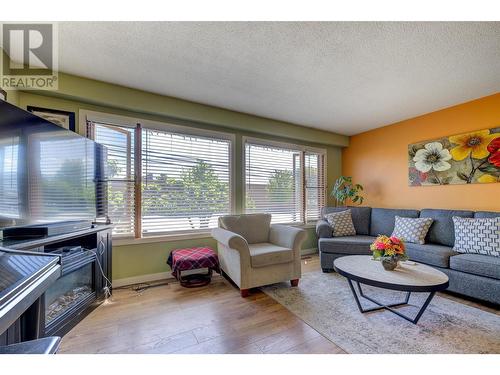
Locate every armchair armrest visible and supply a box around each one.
[211,228,250,254]
[316,219,332,238]
[269,225,307,250]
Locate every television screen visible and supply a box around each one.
[0,100,107,230]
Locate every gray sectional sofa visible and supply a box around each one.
[316,206,500,305]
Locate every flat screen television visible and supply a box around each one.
[0,100,108,231]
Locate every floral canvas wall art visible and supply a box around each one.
[408,127,500,186]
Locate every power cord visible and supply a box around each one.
[115,280,172,294]
[87,247,172,296]
[88,248,112,300]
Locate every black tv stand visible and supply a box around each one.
[0,224,112,345]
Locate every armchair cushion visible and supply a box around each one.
[218,213,272,244]
[248,243,293,268]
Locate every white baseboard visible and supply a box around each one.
[114,248,319,288]
[113,271,174,288]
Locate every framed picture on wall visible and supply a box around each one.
[0,89,6,101]
[27,106,76,132]
[408,127,500,186]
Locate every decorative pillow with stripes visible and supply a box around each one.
[453,216,500,257]
[325,209,356,237]
[391,216,433,244]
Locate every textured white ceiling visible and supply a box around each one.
[56,22,500,136]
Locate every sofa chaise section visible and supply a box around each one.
[317,206,373,272]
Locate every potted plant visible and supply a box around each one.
[331,176,364,207]
[370,235,408,271]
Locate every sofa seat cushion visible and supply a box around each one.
[450,254,500,280]
[319,235,375,255]
[405,243,457,268]
[248,243,293,268]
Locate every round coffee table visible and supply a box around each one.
[333,255,449,324]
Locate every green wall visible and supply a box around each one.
[4,89,19,106]
[10,72,347,281]
[113,228,318,280]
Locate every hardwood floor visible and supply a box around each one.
[59,254,497,354]
[59,255,344,354]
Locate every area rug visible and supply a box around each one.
[262,270,500,354]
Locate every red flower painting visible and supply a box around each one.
[487,137,500,167]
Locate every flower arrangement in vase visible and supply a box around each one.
[370,235,408,271]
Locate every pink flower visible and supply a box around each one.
[376,242,386,250]
[390,236,401,244]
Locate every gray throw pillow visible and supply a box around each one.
[391,216,433,244]
[325,209,356,237]
[453,216,500,257]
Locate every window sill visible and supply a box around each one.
[300,223,317,229]
[113,222,318,247]
[114,231,213,246]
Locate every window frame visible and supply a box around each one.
[80,110,236,240]
[242,136,327,225]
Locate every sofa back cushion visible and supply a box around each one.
[322,206,372,235]
[475,211,500,219]
[420,209,474,246]
[218,213,271,244]
[369,208,419,237]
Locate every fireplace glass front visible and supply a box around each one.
[44,263,94,326]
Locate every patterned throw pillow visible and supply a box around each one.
[391,216,433,244]
[453,216,500,257]
[325,209,356,237]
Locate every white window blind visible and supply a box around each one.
[88,121,136,237]
[245,140,326,224]
[142,128,231,235]
[88,117,232,237]
[305,152,326,222]
[245,142,303,224]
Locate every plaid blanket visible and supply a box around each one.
[167,247,220,276]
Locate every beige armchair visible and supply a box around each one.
[211,213,307,297]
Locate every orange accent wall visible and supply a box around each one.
[342,93,500,211]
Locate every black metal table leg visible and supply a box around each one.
[346,278,436,324]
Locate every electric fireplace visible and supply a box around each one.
[43,247,98,334]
